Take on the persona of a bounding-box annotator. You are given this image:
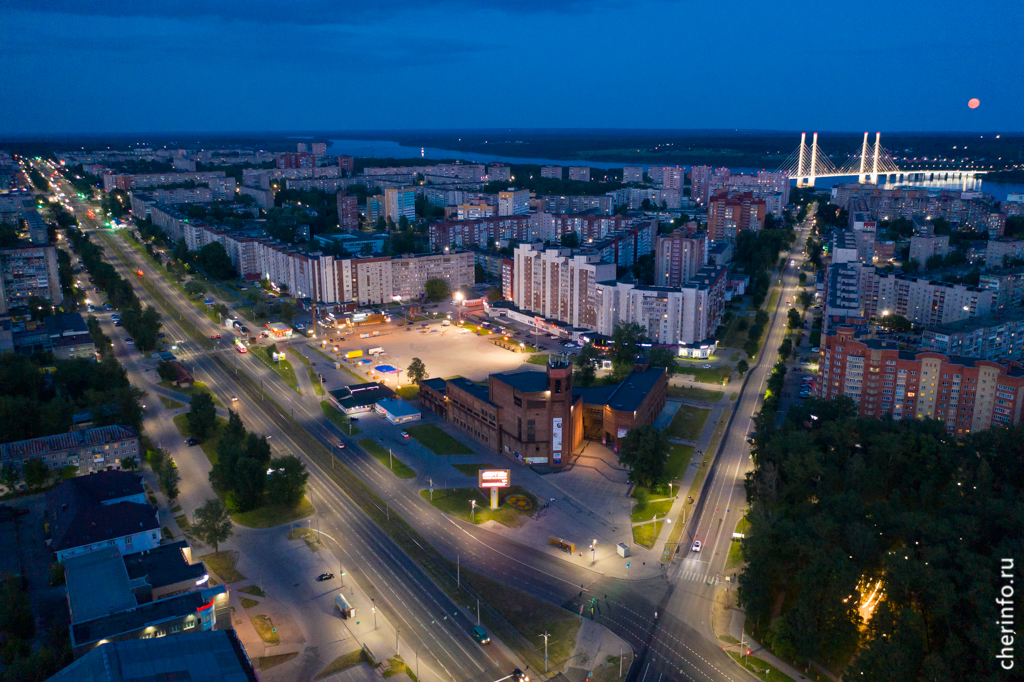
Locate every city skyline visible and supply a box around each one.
[1,0,1020,135]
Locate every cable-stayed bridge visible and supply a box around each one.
[778,132,987,187]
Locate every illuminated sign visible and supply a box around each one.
[617,428,629,439]
[552,418,563,453]
[478,469,510,488]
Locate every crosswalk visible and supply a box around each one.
[679,569,715,583]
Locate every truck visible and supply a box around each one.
[335,594,355,619]
[345,350,363,359]
[368,347,384,356]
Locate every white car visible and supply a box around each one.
[125,338,134,345]
[691,540,702,553]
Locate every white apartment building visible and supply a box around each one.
[513,244,616,329]
[498,189,530,216]
[384,188,416,222]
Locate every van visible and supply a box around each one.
[368,347,384,356]
[472,626,490,644]
[441,320,450,327]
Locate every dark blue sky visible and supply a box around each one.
[1,0,1019,135]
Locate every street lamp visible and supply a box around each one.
[372,598,377,630]
[470,499,476,523]
[590,540,597,564]
[454,291,464,324]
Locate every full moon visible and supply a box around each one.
[968,98,981,109]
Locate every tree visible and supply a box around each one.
[878,313,912,333]
[213,303,229,321]
[23,458,49,489]
[798,290,813,311]
[424,278,450,301]
[184,279,206,298]
[925,253,944,270]
[232,457,265,512]
[617,425,669,488]
[280,301,295,323]
[787,307,802,329]
[736,359,749,375]
[156,360,178,383]
[475,263,487,283]
[159,459,181,504]
[192,498,233,554]
[798,272,807,286]
[647,346,677,369]
[407,357,428,384]
[487,286,503,302]
[197,242,235,279]
[560,232,580,248]
[0,464,19,490]
[903,258,920,274]
[267,456,309,507]
[187,391,217,441]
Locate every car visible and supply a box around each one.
[259,332,269,338]
[811,347,820,353]
[400,431,410,439]
[691,540,702,552]
[114,321,122,327]
[185,437,199,446]
[336,442,346,449]
[210,334,221,339]
[316,573,334,582]
[231,395,238,402]
[125,338,134,345]
[702,364,712,369]
[512,669,529,682]
[472,626,491,644]
[349,416,359,422]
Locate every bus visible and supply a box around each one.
[235,338,248,354]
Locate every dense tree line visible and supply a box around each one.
[66,227,162,350]
[0,353,143,453]
[739,401,1024,680]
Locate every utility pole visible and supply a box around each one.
[457,554,460,588]
[396,627,399,656]
[620,647,623,678]
[372,599,377,630]
[389,447,393,470]
[540,632,550,672]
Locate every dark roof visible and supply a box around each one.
[47,630,258,682]
[602,367,666,412]
[421,377,448,392]
[328,382,394,409]
[447,377,493,405]
[491,370,548,393]
[64,469,144,502]
[70,587,226,649]
[44,312,89,337]
[123,541,208,590]
[572,384,619,406]
[1,425,138,465]
[46,472,156,552]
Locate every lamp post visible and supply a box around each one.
[455,292,464,324]
[590,540,597,565]
[372,599,377,630]
[470,499,476,524]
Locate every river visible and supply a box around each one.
[327,138,1024,201]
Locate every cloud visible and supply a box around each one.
[0,0,629,26]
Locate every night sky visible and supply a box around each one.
[1,0,1019,135]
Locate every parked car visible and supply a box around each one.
[185,437,199,446]
[316,573,334,582]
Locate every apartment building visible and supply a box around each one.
[336,192,359,230]
[623,166,643,183]
[819,326,1024,435]
[707,192,766,242]
[585,222,656,269]
[541,195,614,216]
[338,155,354,173]
[657,166,684,190]
[513,244,616,329]
[390,251,473,301]
[831,185,994,230]
[986,238,1024,268]
[102,171,227,192]
[0,425,139,479]
[275,152,314,169]
[707,170,791,212]
[312,142,327,158]
[909,234,950,265]
[456,202,495,220]
[979,268,1024,311]
[568,167,591,182]
[922,309,1024,362]
[497,189,530,216]
[384,188,416,222]
[488,164,511,181]
[429,215,532,250]
[540,166,563,180]
[0,242,62,313]
[655,230,708,287]
[367,195,385,224]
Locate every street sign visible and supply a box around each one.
[478,469,510,488]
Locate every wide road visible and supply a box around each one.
[50,161,811,682]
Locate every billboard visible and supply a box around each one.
[617,428,629,439]
[478,469,510,488]
[552,418,563,452]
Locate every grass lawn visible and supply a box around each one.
[687,416,725,501]
[158,395,186,410]
[259,652,298,671]
[633,520,664,549]
[726,516,750,570]
[287,347,324,396]
[238,585,266,597]
[674,365,731,384]
[287,527,325,552]
[666,386,724,403]
[359,439,417,479]
[631,499,673,523]
[460,567,580,668]
[451,463,489,477]
[667,406,710,441]
[251,614,280,645]
[406,423,473,455]
[320,401,361,436]
[198,551,245,583]
[171,414,227,466]
[240,597,260,609]
[421,486,538,528]
[231,496,314,528]
[158,380,225,407]
[252,346,300,394]
[719,312,754,349]
[767,287,781,311]
[527,354,549,365]
[396,385,420,401]
[666,443,695,481]
[316,650,371,679]
[726,652,796,682]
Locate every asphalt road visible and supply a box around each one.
[49,162,812,682]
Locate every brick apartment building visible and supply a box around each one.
[655,229,708,287]
[707,192,766,242]
[819,326,1024,436]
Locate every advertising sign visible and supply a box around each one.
[617,428,629,439]
[552,418,563,452]
[478,469,511,488]
[525,456,548,464]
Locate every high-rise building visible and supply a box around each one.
[568,167,591,182]
[0,242,62,313]
[488,164,511,181]
[689,165,713,204]
[384,188,416,222]
[623,166,644,183]
[297,143,308,153]
[276,152,314,169]
[540,166,563,180]
[909,234,950,266]
[336,191,359,230]
[818,326,1024,435]
[498,189,530,216]
[338,155,354,174]
[312,142,327,158]
[658,166,683,190]
[513,244,616,329]
[367,195,385,224]
[707,192,766,242]
[655,229,708,287]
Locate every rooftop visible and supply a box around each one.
[328,382,394,410]
[64,546,139,624]
[123,540,207,590]
[1,425,139,465]
[376,397,420,418]
[603,367,666,412]
[46,630,258,682]
[448,377,493,405]
[491,370,548,393]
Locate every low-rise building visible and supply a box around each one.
[1,425,140,479]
